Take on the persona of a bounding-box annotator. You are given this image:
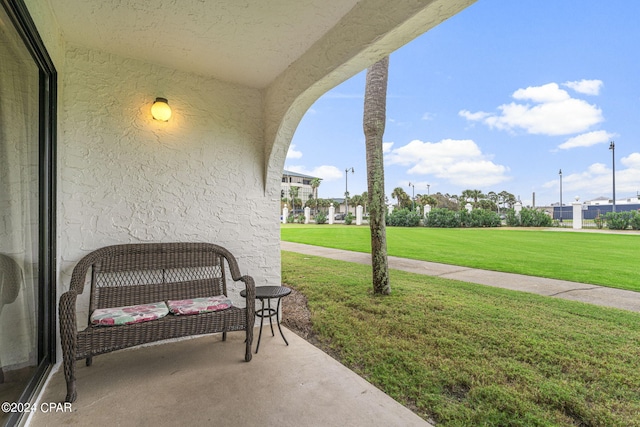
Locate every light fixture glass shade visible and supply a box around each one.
[151,97,171,121]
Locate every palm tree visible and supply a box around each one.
[363,56,390,295]
[461,189,485,206]
[417,194,437,207]
[289,186,299,214]
[310,178,322,213]
[350,194,363,212]
[499,190,517,209]
[487,191,499,212]
[318,198,331,212]
[391,187,410,209]
[360,191,368,215]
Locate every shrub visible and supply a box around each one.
[315,211,327,224]
[344,212,354,225]
[386,208,421,227]
[462,209,501,227]
[424,208,461,228]
[521,208,553,227]
[297,213,306,223]
[594,215,605,229]
[506,208,552,227]
[605,211,632,230]
[630,211,640,230]
[506,209,520,227]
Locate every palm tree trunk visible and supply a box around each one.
[363,56,390,295]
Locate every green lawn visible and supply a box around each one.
[282,251,640,426]
[281,225,640,292]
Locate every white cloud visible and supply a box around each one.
[542,153,640,199]
[459,110,491,121]
[563,79,603,96]
[382,142,394,153]
[513,83,570,103]
[558,130,616,150]
[386,139,510,187]
[421,112,435,121]
[286,144,303,159]
[587,162,609,175]
[286,165,343,181]
[621,152,640,169]
[461,82,604,136]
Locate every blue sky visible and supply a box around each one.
[285,0,640,207]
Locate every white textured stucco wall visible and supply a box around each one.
[22,0,477,366]
[25,0,284,358]
[58,46,281,322]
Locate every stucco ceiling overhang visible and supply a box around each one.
[50,0,361,88]
[49,0,476,89]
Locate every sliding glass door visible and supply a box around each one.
[0,1,56,425]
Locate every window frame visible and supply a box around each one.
[0,0,57,424]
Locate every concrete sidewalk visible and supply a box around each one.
[281,241,640,313]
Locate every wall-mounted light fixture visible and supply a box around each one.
[151,97,171,121]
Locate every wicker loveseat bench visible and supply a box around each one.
[59,242,255,403]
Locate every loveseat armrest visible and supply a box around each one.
[238,275,255,361]
[59,289,78,344]
[59,289,79,402]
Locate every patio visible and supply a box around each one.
[2,0,476,422]
[28,328,429,426]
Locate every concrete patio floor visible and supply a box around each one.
[28,328,430,426]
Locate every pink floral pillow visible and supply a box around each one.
[167,296,232,315]
[91,302,169,326]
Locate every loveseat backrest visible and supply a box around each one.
[83,243,229,312]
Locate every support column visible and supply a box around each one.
[572,197,583,230]
[514,202,522,216]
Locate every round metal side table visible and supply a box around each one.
[240,285,291,353]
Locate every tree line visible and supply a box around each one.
[390,187,518,213]
[282,184,519,215]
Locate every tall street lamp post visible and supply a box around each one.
[559,169,563,223]
[609,141,616,212]
[408,182,415,211]
[344,167,354,216]
[427,184,430,196]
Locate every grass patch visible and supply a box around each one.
[282,251,640,426]
[281,225,640,292]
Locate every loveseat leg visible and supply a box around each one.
[63,358,77,403]
[245,328,253,362]
[86,356,92,366]
[222,331,227,342]
[65,380,77,404]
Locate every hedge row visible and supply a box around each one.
[385,207,552,228]
[423,208,501,228]
[603,211,640,230]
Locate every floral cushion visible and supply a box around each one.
[167,296,232,315]
[90,302,169,326]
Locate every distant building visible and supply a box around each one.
[281,170,320,210]
[552,196,640,220]
[584,196,640,206]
